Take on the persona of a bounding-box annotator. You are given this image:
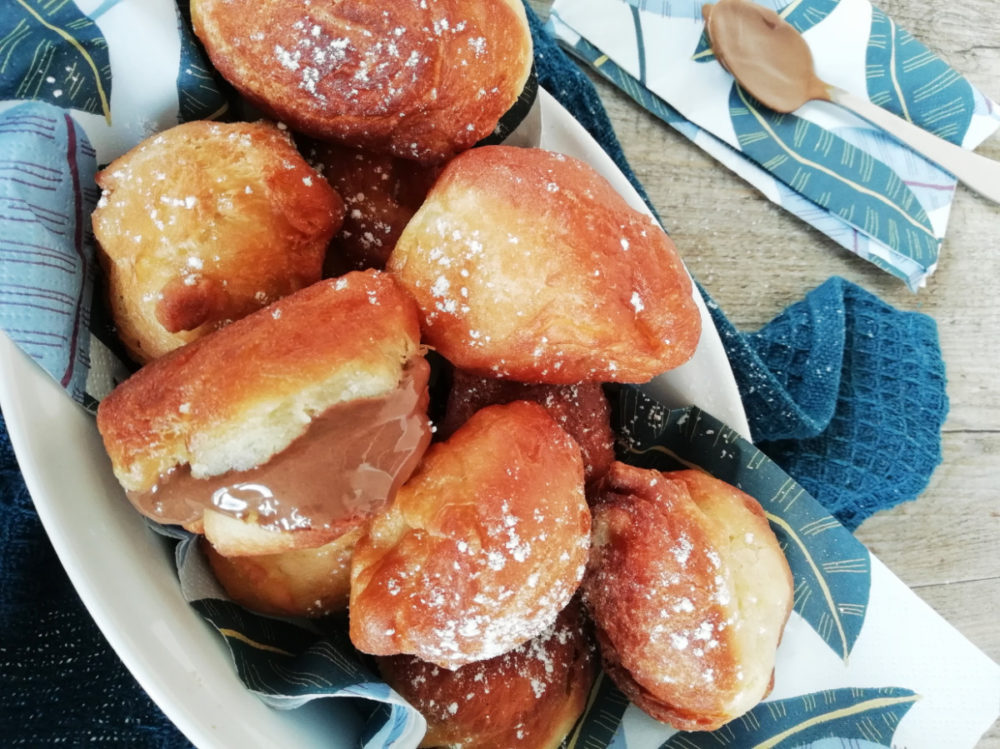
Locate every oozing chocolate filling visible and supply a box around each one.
[129,358,431,533]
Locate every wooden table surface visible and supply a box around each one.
[531,0,1000,745]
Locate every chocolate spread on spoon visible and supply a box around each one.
[128,357,432,534]
[703,0,829,113]
[702,0,1000,203]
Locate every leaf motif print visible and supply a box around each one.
[660,687,919,748]
[563,672,631,748]
[0,0,113,122]
[866,6,974,145]
[728,84,939,267]
[174,0,229,122]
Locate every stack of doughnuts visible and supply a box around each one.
[93,0,538,360]
[92,2,795,744]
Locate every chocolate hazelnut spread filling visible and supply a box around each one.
[703,0,829,113]
[128,357,432,533]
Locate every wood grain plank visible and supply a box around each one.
[854,431,1000,590]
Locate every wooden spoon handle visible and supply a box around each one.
[828,86,1000,204]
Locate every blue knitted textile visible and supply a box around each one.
[0,5,948,744]
[705,277,948,531]
[0,414,192,747]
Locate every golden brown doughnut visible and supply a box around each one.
[203,526,363,618]
[191,0,533,164]
[305,140,440,273]
[349,401,591,669]
[96,271,431,551]
[438,370,615,491]
[387,146,702,384]
[582,463,793,731]
[92,120,344,363]
[378,600,596,748]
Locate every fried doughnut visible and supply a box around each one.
[191,0,533,164]
[582,463,793,731]
[387,146,702,383]
[349,401,590,669]
[439,370,615,490]
[92,120,344,363]
[306,141,440,273]
[203,526,363,618]
[378,601,596,748]
[96,271,431,552]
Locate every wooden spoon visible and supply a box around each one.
[703,0,1000,203]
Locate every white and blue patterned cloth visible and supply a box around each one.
[549,0,1000,289]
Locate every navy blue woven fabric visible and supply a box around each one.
[0,412,191,746]
[704,277,948,530]
[0,5,947,744]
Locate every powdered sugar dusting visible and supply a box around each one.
[260,0,492,122]
[390,605,591,739]
[584,466,742,701]
[672,535,693,565]
[409,515,583,667]
[362,425,590,670]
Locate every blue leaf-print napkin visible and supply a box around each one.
[548,0,1000,290]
